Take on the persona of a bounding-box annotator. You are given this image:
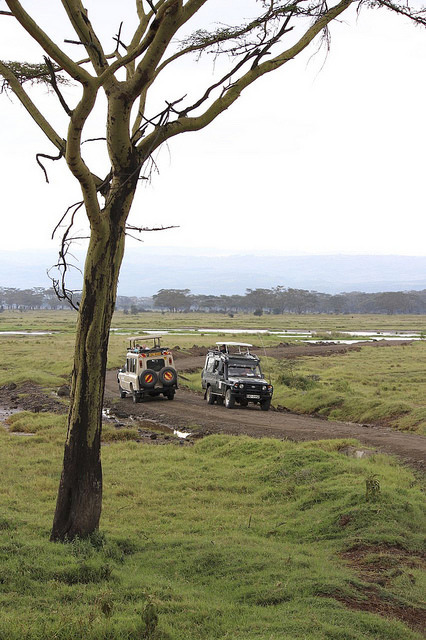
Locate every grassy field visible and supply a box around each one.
[0,311,425,638]
[267,343,426,433]
[0,413,425,640]
[1,310,425,433]
[1,309,426,333]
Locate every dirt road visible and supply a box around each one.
[105,355,426,471]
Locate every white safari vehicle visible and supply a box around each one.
[117,335,178,403]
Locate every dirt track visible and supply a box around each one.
[105,341,426,471]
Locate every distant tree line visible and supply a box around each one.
[152,287,426,315]
[0,287,154,312]
[0,287,74,310]
[1,286,426,315]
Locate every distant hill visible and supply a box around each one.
[0,249,425,295]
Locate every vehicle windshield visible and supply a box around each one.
[228,364,261,378]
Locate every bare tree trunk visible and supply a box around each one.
[51,214,126,540]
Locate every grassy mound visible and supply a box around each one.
[0,418,424,639]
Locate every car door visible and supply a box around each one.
[202,354,216,389]
[122,356,137,391]
[211,358,222,394]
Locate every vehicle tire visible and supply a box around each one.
[158,367,177,387]
[119,385,126,399]
[206,386,215,404]
[165,389,175,401]
[260,398,271,411]
[139,369,158,389]
[225,389,235,409]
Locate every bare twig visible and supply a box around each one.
[146,0,157,14]
[125,223,179,242]
[82,137,107,144]
[113,22,127,52]
[49,200,85,310]
[44,56,73,116]
[64,39,87,46]
[36,149,63,183]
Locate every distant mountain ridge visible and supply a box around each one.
[0,250,425,295]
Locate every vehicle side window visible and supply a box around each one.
[213,359,220,373]
[206,356,215,373]
[127,358,136,373]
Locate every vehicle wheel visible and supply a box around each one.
[206,386,215,404]
[139,369,158,389]
[225,389,235,409]
[158,367,177,387]
[260,398,271,411]
[165,389,175,401]
[216,395,224,406]
[119,385,126,399]
[239,398,248,407]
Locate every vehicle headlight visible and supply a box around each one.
[262,385,266,391]
[239,383,244,389]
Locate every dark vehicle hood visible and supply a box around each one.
[228,377,268,385]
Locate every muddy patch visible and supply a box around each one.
[0,383,68,415]
[331,586,424,633]
[103,407,194,446]
[341,544,425,584]
[334,545,426,633]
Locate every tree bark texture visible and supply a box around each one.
[51,168,139,541]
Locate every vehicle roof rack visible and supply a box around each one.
[215,341,253,355]
[128,335,164,350]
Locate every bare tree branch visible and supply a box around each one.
[60,0,110,76]
[125,223,179,242]
[49,200,85,311]
[375,0,426,25]
[36,149,64,183]
[44,56,73,116]
[137,0,355,159]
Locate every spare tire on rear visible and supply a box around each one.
[139,369,158,388]
[158,367,177,387]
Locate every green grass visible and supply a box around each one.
[0,415,425,640]
[0,334,74,387]
[264,342,426,434]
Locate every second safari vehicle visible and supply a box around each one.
[201,342,273,410]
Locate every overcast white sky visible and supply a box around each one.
[0,2,425,257]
